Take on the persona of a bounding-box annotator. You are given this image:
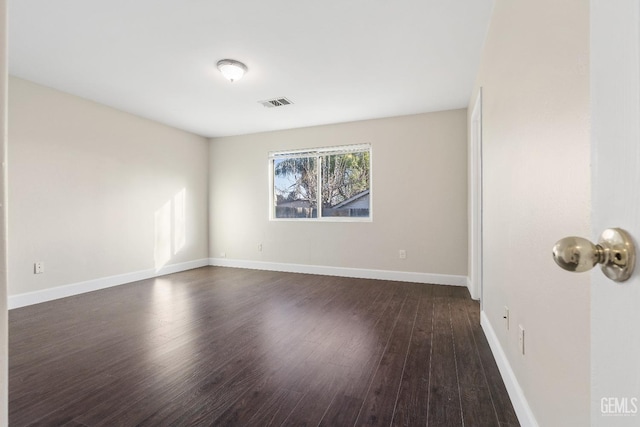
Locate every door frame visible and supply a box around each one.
[590,0,640,424]
[470,88,483,303]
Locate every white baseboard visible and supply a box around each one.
[480,311,538,427]
[208,258,467,287]
[8,258,210,309]
[8,257,466,309]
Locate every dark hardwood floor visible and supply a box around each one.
[9,266,519,426]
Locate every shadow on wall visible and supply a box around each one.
[154,188,186,271]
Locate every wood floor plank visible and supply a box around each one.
[427,297,464,426]
[245,388,304,426]
[318,394,363,427]
[91,316,311,425]
[21,363,168,427]
[354,288,419,426]
[451,300,500,426]
[8,266,520,426]
[338,285,408,400]
[209,340,316,426]
[278,361,349,427]
[391,285,434,426]
[22,306,270,424]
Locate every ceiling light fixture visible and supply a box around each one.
[217,59,248,82]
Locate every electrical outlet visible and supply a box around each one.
[34,262,44,274]
[258,243,263,252]
[220,252,226,258]
[503,306,509,330]
[519,325,525,355]
[399,249,407,259]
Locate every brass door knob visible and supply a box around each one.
[552,228,636,282]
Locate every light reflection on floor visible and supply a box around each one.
[260,297,375,390]
[147,278,196,371]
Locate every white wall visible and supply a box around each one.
[8,77,209,297]
[470,1,590,426]
[209,110,468,280]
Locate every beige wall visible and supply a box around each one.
[470,0,590,425]
[209,109,468,277]
[8,77,209,296]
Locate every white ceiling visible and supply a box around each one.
[8,0,494,138]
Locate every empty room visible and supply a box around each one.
[1,1,639,426]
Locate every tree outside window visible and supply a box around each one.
[271,145,371,220]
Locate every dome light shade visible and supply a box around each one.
[217,59,248,82]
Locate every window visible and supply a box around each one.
[270,144,371,220]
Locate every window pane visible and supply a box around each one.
[321,151,370,218]
[273,157,318,218]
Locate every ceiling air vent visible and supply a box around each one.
[259,97,293,108]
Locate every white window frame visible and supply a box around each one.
[268,143,373,222]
